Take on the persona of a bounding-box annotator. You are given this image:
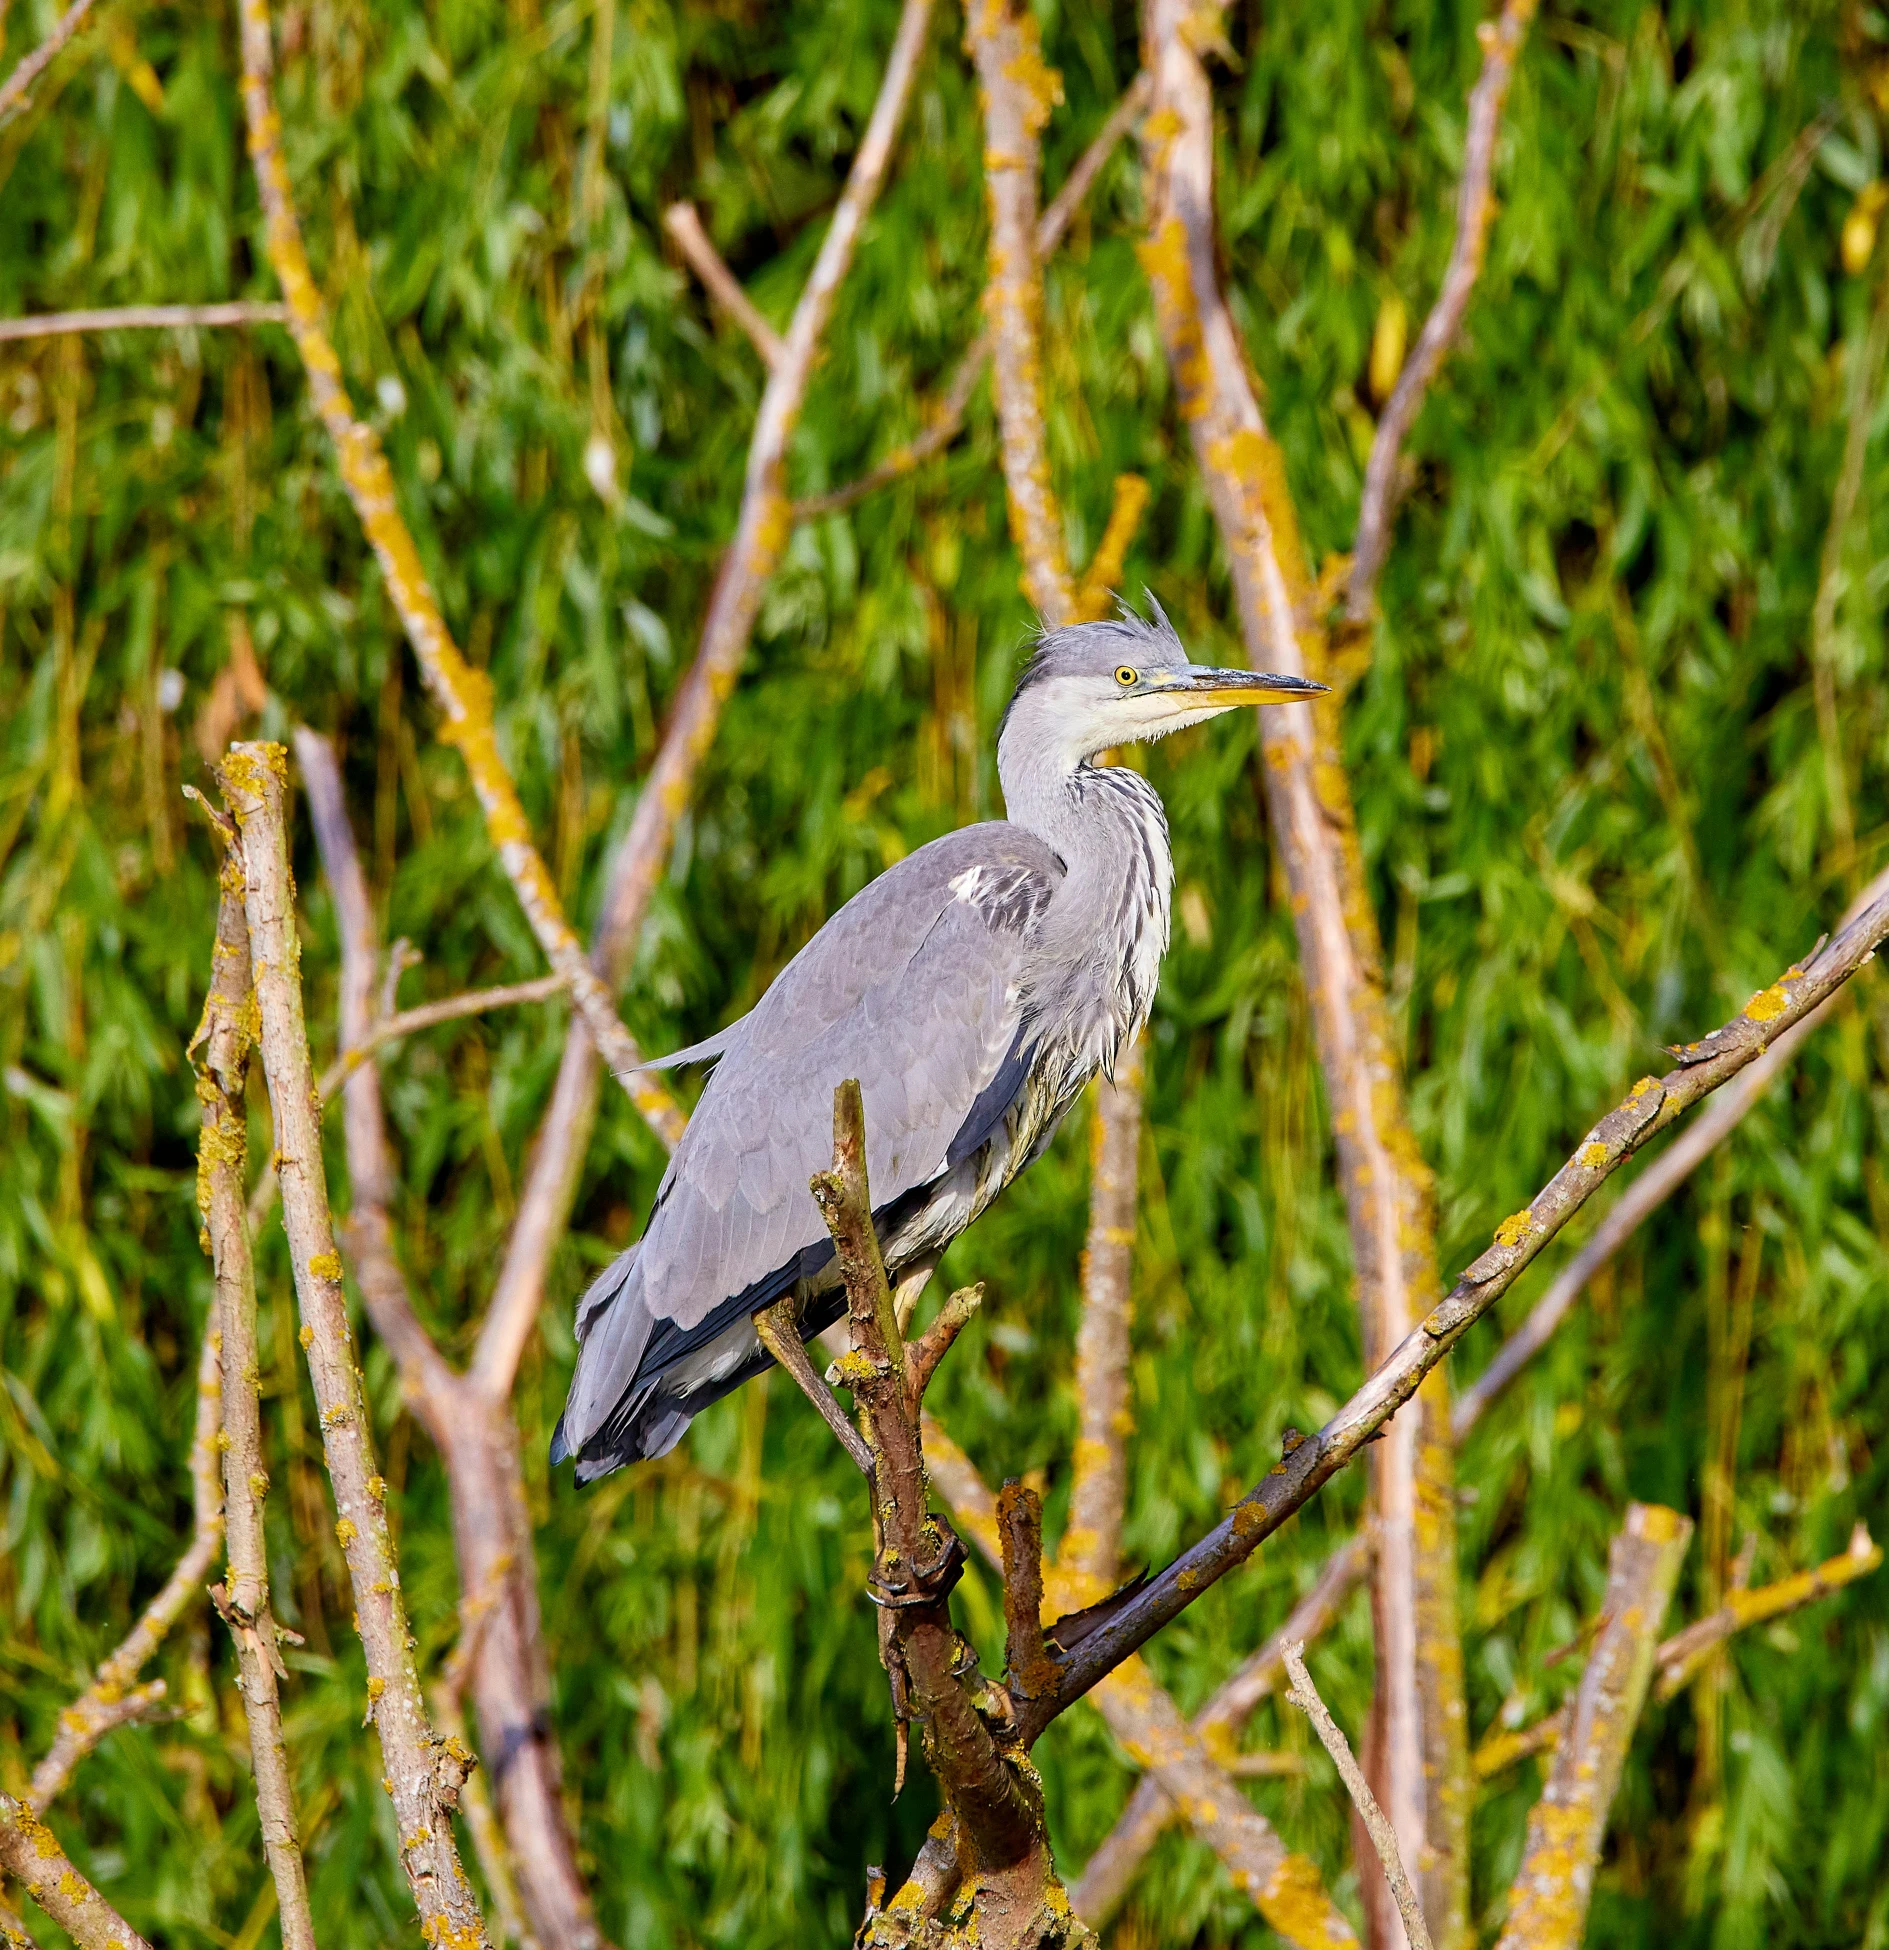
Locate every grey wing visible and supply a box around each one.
[638,835,1061,1328]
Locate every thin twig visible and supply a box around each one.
[27,1324,223,1811]
[468,0,936,1409]
[965,0,1075,624]
[1453,857,1889,1438]
[234,0,684,1150]
[663,204,787,369]
[1346,0,1538,620]
[189,842,318,1950]
[0,302,289,341]
[791,71,1148,524]
[756,1298,878,1479]
[221,742,492,1949]
[315,973,567,1103]
[1472,1523,1883,1780]
[295,729,602,1950]
[1493,1505,1691,1950]
[0,1797,152,1950]
[1284,1643,1434,1950]
[1028,878,1889,1731]
[0,0,93,123]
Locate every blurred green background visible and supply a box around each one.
[3,0,1888,1942]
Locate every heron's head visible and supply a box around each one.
[998,598,1326,772]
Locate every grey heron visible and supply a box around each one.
[552,603,1323,1480]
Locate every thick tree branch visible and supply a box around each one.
[663,203,787,369]
[295,730,602,1950]
[0,302,288,340]
[221,742,492,1950]
[0,1799,151,1950]
[469,0,935,1406]
[233,0,684,1150]
[1345,0,1538,621]
[965,0,1075,623]
[0,0,92,123]
[1138,4,1468,1931]
[316,974,566,1104]
[1493,1504,1691,1950]
[24,1325,222,1812]
[790,72,1149,525]
[1026,882,1889,1730]
[189,846,317,1950]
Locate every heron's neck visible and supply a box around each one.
[998,739,1173,1068]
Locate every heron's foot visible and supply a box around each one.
[867,1511,967,1613]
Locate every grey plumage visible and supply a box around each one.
[552,601,1323,1482]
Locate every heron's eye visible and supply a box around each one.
[1114,666,1138,688]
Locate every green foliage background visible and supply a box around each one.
[3,0,1888,1942]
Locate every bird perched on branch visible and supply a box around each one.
[552,603,1322,1480]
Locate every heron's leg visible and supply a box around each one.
[891,1258,938,1337]
[755,1298,877,1482]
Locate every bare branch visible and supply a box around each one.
[1139,2,1467,1925]
[756,1298,877,1478]
[1654,1522,1879,1698]
[1061,1043,1143,1587]
[1346,0,1538,620]
[998,1482,1056,1702]
[1475,1523,1884,1783]
[1284,1643,1433,1950]
[663,203,787,369]
[316,974,567,1104]
[0,0,93,123]
[905,1282,982,1401]
[1455,857,1889,1439]
[220,742,492,1949]
[0,302,289,341]
[234,0,684,1150]
[966,0,1075,623]
[25,1323,222,1812]
[0,1797,151,1950]
[1493,1504,1691,1950]
[791,71,1147,525]
[295,730,604,1950]
[1071,1527,1374,1926]
[469,0,936,1406]
[1028,880,1889,1730]
[189,847,317,1950]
